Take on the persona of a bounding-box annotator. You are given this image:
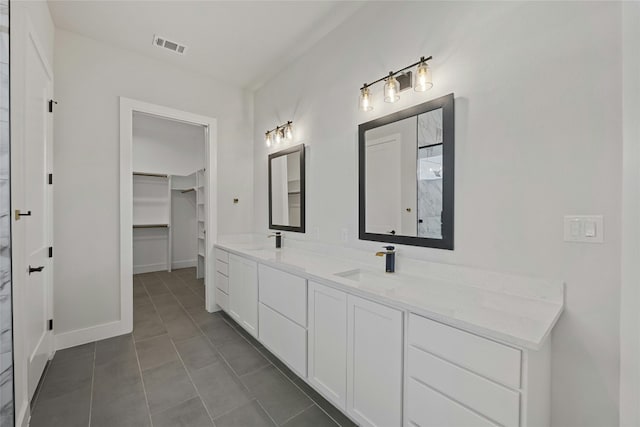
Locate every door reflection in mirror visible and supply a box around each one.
[268,144,305,233]
[364,108,443,239]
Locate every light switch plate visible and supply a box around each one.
[563,215,604,243]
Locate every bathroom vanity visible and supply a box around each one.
[212,240,563,427]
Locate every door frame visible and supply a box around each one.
[119,98,218,331]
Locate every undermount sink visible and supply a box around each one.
[333,269,401,291]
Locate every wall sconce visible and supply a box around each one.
[359,55,433,111]
[265,121,293,147]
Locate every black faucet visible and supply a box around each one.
[268,232,282,248]
[375,246,396,273]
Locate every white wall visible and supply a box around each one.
[620,1,640,425]
[133,112,205,176]
[54,29,253,336]
[10,2,54,425]
[253,2,622,426]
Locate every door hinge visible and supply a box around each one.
[48,319,53,331]
[48,246,53,258]
[48,99,57,113]
[48,173,53,185]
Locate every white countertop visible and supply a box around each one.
[214,240,564,351]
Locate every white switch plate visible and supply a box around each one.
[563,215,604,243]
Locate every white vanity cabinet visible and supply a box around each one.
[308,281,348,409]
[406,313,549,427]
[214,248,229,313]
[308,281,403,427]
[347,294,403,427]
[228,253,258,337]
[214,244,558,427]
[258,265,308,376]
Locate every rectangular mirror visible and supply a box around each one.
[269,144,305,232]
[359,93,454,249]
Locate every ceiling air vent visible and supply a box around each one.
[152,35,187,55]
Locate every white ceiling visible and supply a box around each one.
[48,0,364,89]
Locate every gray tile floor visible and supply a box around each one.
[30,268,357,427]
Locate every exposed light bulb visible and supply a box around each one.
[414,58,433,92]
[384,72,400,103]
[275,127,282,144]
[285,122,293,140]
[265,131,273,147]
[359,85,373,111]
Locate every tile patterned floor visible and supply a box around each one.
[30,268,357,427]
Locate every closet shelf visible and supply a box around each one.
[178,188,195,193]
[133,224,169,229]
[133,172,168,178]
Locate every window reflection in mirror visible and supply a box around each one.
[269,144,305,232]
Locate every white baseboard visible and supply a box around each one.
[172,259,196,270]
[133,259,196,274]
[133,262,167,274]
[54,319,131,351]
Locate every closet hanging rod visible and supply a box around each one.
[133,172,168,178]
[180,188,195,193]
[133,224,169,229]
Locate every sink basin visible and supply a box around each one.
[333,269,401,291]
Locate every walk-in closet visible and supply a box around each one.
[132,113,207,279]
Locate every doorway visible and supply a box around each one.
[120,98,218,334]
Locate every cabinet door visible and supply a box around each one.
[347,295,403,427]
[228,254,258,337]
[308,281,348,410]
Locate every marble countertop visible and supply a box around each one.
[214,240,564,351]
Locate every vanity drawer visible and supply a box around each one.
[215,259,229,276]
[408,314,521,388]
[406,378,499,427]
[408,346,520,427]
[215,248,229,263]
[258,264,307,327]
[215,288,229,313]
[259,303,307,377]
[215,271,229,293]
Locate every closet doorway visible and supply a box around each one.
[120,98,217,333]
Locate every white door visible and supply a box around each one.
[365,135,401,235]
[228,254,258,337]
[308,281,348,410]
[19,21,54,400]
[347,295,403,427]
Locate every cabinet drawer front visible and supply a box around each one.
[215,248,229,263]
[406,378,499,427]
[259,303,307,377]
[215,288,229,313]
[258,265,307,327]
[408,346,520,427]
[409,314,521,388]
[215,259,229,276]
[215,271,229,293]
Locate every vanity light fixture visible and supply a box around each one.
[414,57,433,92]
[359,55,433,111]
[264,121,294,147]
[359,84,373,111]
[384,72,400,103]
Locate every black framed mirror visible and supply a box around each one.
[269,144,306,233]
[359,93,454,249]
